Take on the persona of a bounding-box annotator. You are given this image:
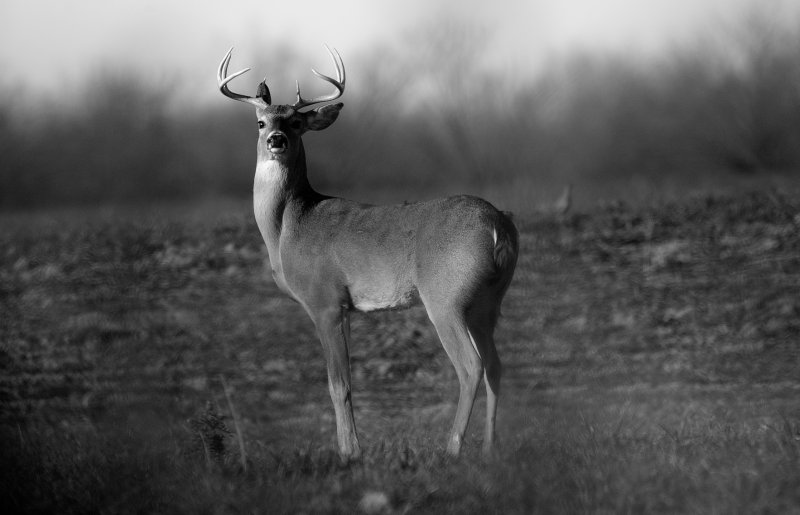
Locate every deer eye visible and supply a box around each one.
[289,119,303,131]
[258,121,265,129]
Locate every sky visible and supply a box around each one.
[0,0,794,104]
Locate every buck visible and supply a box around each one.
[217,46,518,460]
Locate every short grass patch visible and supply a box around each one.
[2,190,799,513]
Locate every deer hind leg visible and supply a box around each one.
[425,305,483,456]
[466,307,501,456]
[310,304,361,461]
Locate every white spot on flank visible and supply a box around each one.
[353,295,414,312]
[353,299,395,312]
[352,288,418,312]
[492,227,498,245]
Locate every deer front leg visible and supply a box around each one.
[311,304,361,461]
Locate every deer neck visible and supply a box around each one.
[253,141,317,261]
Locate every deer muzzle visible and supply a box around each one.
[266,131,289,154]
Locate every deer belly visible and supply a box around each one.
[349,273,419,312]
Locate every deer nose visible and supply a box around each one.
[266,131,288,154]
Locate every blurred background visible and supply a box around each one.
[1,0,799,212]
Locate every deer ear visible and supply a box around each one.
[256,81,271,105]
[304,103,343,131]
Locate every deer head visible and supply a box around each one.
[217,46,345,167]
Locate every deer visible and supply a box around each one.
[216,46,518,461]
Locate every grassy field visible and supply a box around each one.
[1,190,799,514]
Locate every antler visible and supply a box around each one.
[217,48,271,107]
[293,45,346,111]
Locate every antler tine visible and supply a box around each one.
[312,44,345,86]
[293,45,346,111]
[217,48,267,107]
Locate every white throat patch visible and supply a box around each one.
[255,160,286,183]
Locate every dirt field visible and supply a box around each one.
[1,190,799,513]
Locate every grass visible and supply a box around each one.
[1,190,799,513]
